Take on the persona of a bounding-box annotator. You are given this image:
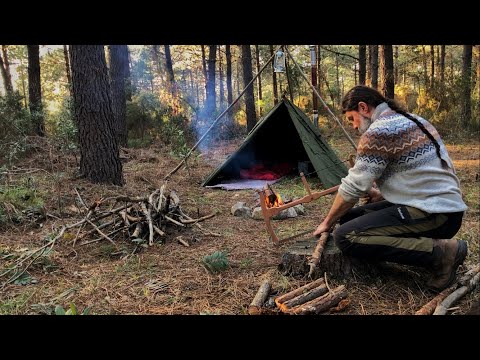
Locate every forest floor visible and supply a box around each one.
[0,135,478,315]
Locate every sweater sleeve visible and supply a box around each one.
[338,129,391,203]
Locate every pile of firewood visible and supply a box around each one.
[248,277,349,315]
[69,184,217,247]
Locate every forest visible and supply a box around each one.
[0,45,478,315]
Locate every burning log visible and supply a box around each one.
[286,285,348,315]
[248,280,271,315]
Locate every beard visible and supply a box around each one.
[358,115,373,134]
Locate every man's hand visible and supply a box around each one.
[313,220,332,237]
[368,187,384,203]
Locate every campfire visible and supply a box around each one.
[264,184,284,208]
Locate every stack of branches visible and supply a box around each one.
[0,183,218,287]
[274,277,349,315]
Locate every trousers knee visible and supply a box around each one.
[333,228,352,253]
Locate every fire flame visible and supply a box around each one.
[264,190,284,208]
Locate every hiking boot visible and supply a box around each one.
[426,239,468,292]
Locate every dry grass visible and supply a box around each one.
[0,136,478,315]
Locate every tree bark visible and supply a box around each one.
[242,45,256,132]
[461,45,472,126]
[70,45,123,185]
[440,45,446,88]
[225,45,233,119]
[430,45,435,90]
[477,45,480,121]
[164,45,175,92]
[394,45,399,84]
[203,45,217,119]
[370,45,378,89]
[200,45,208,105]
[107,45,129,147]
[255,45,263,116]
[359,45,366,85]
[218,45,224,111]
[63,45,72,97]
[27,45,45,136]
[1,45,14,94]
[270,45,279,105]
[381,45,394,99]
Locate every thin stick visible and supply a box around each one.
[86,219,118,249]
[140,202,154,246]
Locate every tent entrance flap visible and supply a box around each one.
[202,99,348,189]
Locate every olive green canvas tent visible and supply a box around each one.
[202,98,348,189]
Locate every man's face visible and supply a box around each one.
[345,111,372,135]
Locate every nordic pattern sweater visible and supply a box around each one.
[338,102,467,214]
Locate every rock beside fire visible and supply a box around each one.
[251,204,305,220]
[231,202,252,218]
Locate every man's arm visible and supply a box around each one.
[313,192,356,236]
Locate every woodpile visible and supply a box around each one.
[274,278,348,314]
[68,184,217,247]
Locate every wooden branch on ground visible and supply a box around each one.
[140,202,154,246]
[308,232,329,277]
[415,285,457,315]
[179,213,215,224]
[283,284,328,310]
[248,280,271,315]
[287,285,348,315]
[434,272,480,315]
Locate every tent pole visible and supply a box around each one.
[164,45,284,181]
[309,45,319,127]
[285,46,357,151]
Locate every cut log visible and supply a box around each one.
[287,285,348,315]
[248,280,271,315]
[278,236,375,279]
[275,278,325,307]
[282,284,328,310]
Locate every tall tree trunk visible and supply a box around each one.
[370,45,379,89]
[107,45,129,147]
[440,45,446,84]
[430,45,435,90]
[477,45,480,121]
[335,54,340,105]
[70,45,123,185]
[359,45,366,85]
[201,45,208,102]
[0,46,13,95]
[241,45,256,132]
[218,46,224,111]
[270,45,279,105]
[225,45,233,119]
[164,45,175,92]
[205,45,217,118]
[1,46,14,94]
[394,45,399,84]
[27,45,45,136]
[317,45,323,97]
[422,46,428,90]
[151,45,162,77]
[255,45,263,116]
[461,45,473,127]
[381,45,394,99]
[63,45,72,97]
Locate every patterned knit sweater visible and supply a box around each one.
[338,102,467,213]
